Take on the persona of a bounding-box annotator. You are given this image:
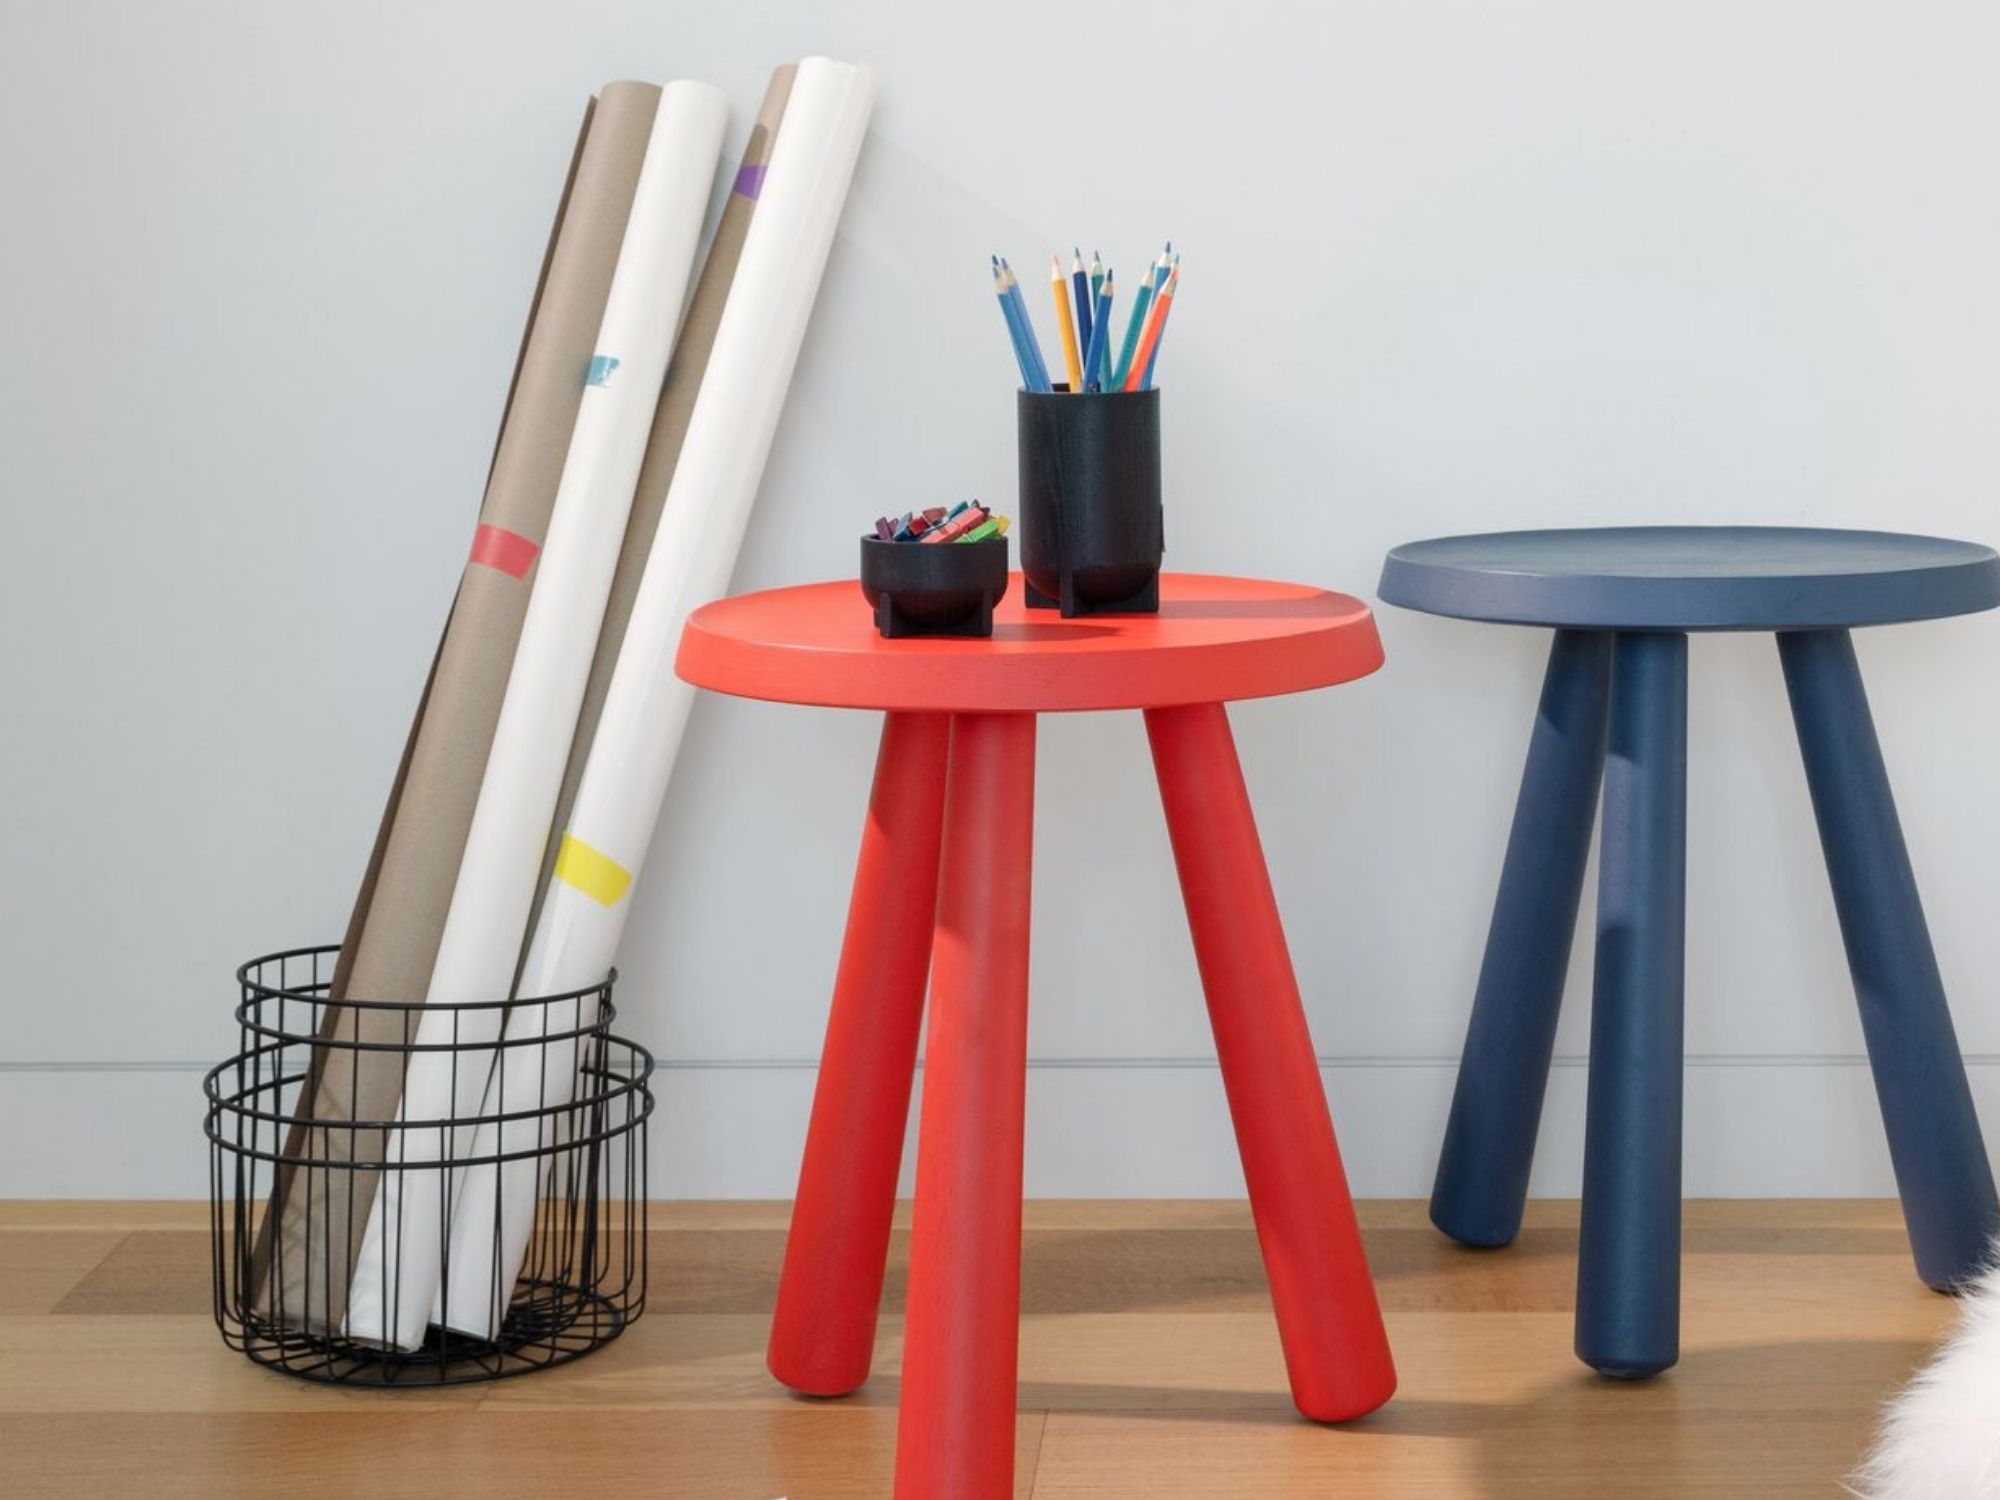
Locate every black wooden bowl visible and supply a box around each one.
[860,535,1010,638]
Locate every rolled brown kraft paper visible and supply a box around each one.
[255,80,663,1331]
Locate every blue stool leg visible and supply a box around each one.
[1577,630,1687,1379]
[1432,629,1612,1248]
[1778,628,1998,1290]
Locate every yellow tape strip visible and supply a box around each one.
[553,833,633,908]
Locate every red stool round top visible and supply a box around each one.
[676,571,1383,713]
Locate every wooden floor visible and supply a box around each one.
[0,1199,1951,1498]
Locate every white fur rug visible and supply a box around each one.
[1854,1256,2000,1499]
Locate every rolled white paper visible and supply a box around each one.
[437,56,877,1340]
[343,80,727,1351]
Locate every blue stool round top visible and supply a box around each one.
[1378,526,2000,631]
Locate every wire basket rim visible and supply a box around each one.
[232,1007,624,1051]
[236,942,618,1015]
[203,1044,657,1166]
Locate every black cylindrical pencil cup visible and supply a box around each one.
[1017,386,1163,616]
[860,534,1010,638]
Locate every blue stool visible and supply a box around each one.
[1379,526,2000,1378]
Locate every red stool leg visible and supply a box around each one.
[1145,701,1397,1422]
[768,711,950,1396]
[894,712,1036,1500]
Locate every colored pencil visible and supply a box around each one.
[1088,250,1108,385]
[1071,248,1093,363]
[991,257,1043,391]
[1124,264,1178,391]
[1001,259,1053,392]
[1000,257,1053,392]
[1051,254,1083,392]
[989,243,1180,394]
[1081,269,1114,393]
[990,256,1026,381]
[1110,260,1158,390]
[1140,252,1178,389]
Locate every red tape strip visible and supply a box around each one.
[469,524,540,580]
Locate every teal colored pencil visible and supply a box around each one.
[1110,261,1158,391]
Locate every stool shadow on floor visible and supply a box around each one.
[1001,1340,1931,1499]
[1002,1343,1927,1496]
[1379,1339,1928,1500]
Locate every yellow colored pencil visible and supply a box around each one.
[1050,254,1083,392]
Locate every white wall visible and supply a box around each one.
[5,0,2000,1199]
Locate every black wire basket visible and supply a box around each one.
[205,944,653,1385]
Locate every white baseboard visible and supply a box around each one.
[7,1055,1996,1200]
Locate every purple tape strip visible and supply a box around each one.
[732,163,768,200]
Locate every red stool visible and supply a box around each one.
[676,572,1398,1500]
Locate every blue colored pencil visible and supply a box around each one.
[999,257,1052,391]
[1009,265,1054,392]
[990,258,1034,386]
[1088,251,1108,385]
[1081,269,1114,393]
[1070,248,1093,366]
[991,257,1050,392]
